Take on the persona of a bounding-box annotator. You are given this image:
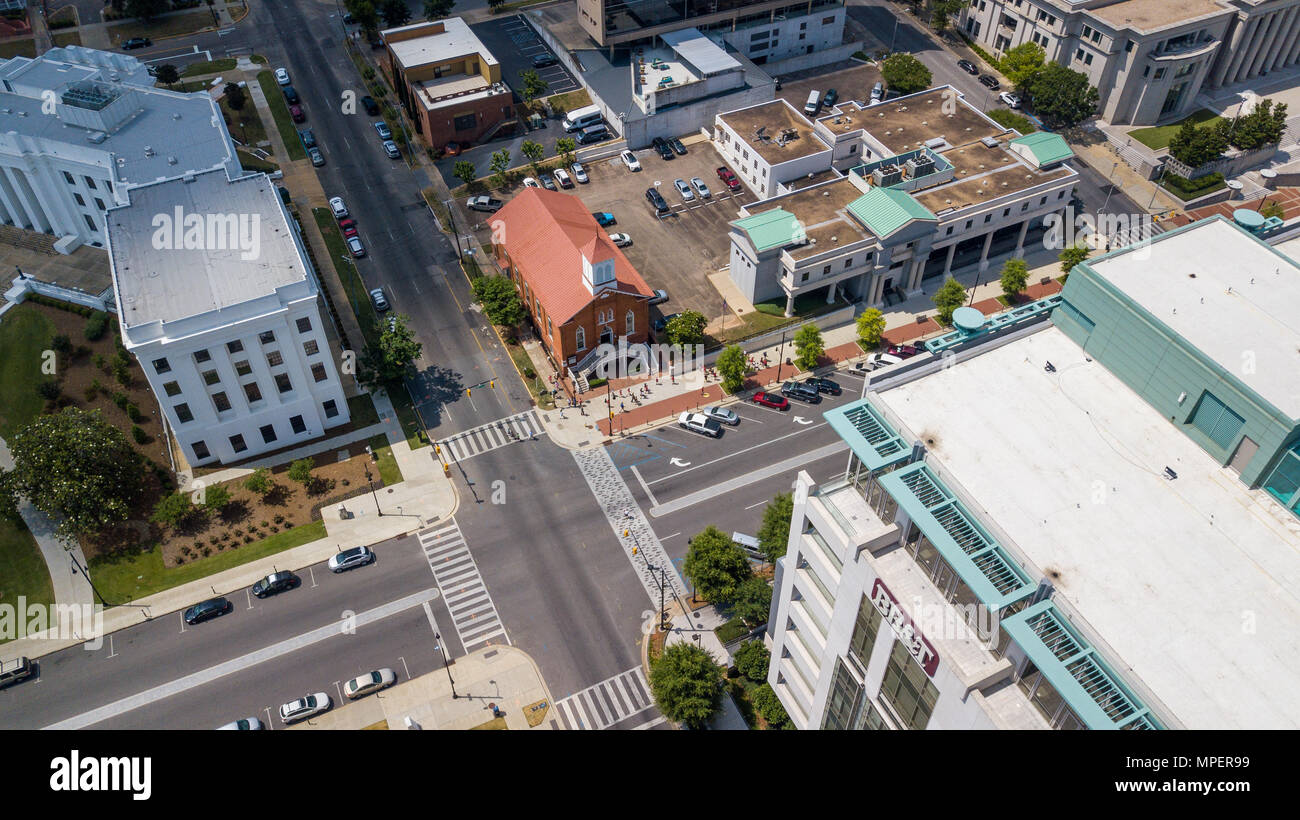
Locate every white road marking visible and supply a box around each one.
[647,421,830,486]
[631,464,659,508]
[650,441,848,517]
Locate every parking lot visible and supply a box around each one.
[777,63,885,117]
[470,15,579,100]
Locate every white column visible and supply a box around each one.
[977,232,995,272]
[942,243,957,275]
[1014,220,1031,257]
[1224,18,1261,84]
[825,281,836,304]
[1209,16,1249,87]
[1265,6,1299,72]
[784,291,795,317]
[0,166,24,228]
[3,167,46,233]
[906,255,926,292]
[1246,10,1282,79]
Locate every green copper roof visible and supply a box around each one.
[733,208,804,252]
[846,187,935,237]
[1009,131,1074,166]
[826,398,911,471]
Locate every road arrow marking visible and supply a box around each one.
[793,416,813,425]
[670,457,691,467]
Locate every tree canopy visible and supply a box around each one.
[1025,63,1098,128]
[683,525,753,604]
[664,310,707,348]
[380,0,411,27]
[1001,41,1045,88]
[856,307,886,348]
[733,639,770,683]
[1059,242,1089,276]
[756,491,793,563]
[360,314,423,387]
[1228,98,1288,151]
[471,275,528,328]
[880,53,932,95]
[932,277,967,324]
[999,257,1029,299]
[424,0,455,20]
[1168,118,1229,167]
[792,323,824,370]
[716,344,747,394]
[732,575,773,626]
[648,643,723,729]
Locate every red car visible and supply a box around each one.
[887,343,923,358]
[716,166,742,192]
[752,391,789,410]
[338,218,358,238]
[289,104,305,123]
[443,142,462,156]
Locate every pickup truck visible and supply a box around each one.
[467,196,503,212]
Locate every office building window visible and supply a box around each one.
[290,415,306,434]
[94,198,105,211]
[323,399,339,418]
[63,171,75,184]
[879,641,940,730]
[227,340,244,354]
[259,424,277,444]
[163,381,182,397]
[275,373,293,393]
[1153,67,1165,79]
[296,317,312,333]
[74,193,86,206]
[234,360,252,377]
[229,434,247,453]
[174,403,193,423]
[212,391,231,412]
[312,363,328,383]
[191,440,210,460]
[266,350,284,368]
[848,594,883,671]
[153,357,171,374]
[259,331,275,344]
[85,215,97,231]
[194,349,211,363]
[202,369,220,386]
[244,382,262,403]
[303,340,319,356]
[84,176,97,190]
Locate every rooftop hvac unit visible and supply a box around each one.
[981,135,1000,147]
[872,165,903,186]
[906,156,935,177]
[924,136,947,150]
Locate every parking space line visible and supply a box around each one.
[631,465,660,508]
[645,421,831,487]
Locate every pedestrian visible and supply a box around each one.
[620,401,625,412]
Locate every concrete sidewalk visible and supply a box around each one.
[664,605,749,730]
[301,644,554,730]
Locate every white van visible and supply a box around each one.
[804,89,821,115]
[563,104,603,132]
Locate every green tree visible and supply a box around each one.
[360,314,424,387]
[487,0,506,11]
[999,257,1029,300]
[732,575,773,626]
[1025,63,1099,128]
[453,160,477,188]
[124,0,168,21]
[715,344,747,394]
[856,307,886,348]
[520,68,549,103]
[202,484,232,513]
[1260,199,1285,220]
[733,639,770,683]
[380,0,411,27]
[471,275,528,327]
[153,63,180,88]
[929,0,965,32]
[648,643,723,730]
[664,310,707,347]
[520,139,545,173]
[1228,98,1288,151]
[423,0,455,20]
[150,491,195,528]
[1168,119,1229,167]
[756,491,793,563]
[347,0,380,36]
[932,277,967,324]
[223,82,246,111]
[1001,41,1045,89]
[683,525,753,604]
[555,137,577,166]
[0,408,146,540]
[489,149,511,185]
[243,467,273,496]
[1059,241,1089,276]
[288,458,315,486]
[751,682,789,727]
[880,53,932,95]
[792,323,824,370]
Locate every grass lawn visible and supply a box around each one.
[715,616,751,644]
[313,207,379,344]
[543,88,592,115]
[0,516,54,625]
[0,39,36,59]
[236,148,278,173]
[0,305,57,439]
[348,393,380,427]
[223,96,269,148]
[48,6,76,26]
[505,339,554,409]
[1129,109,1224,150]
[182,58,237,77]
[988,108,1035,133]
[390,385,430,450]
[258,70,307,161]
[368,434,403,485]
[89,519,327,604]
[52,31,83,48]
[108,10,215,46]
[713,294,846,347]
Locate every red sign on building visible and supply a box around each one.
[870,577,940,678]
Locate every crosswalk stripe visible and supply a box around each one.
[437,410,544,463]
[416,519,509,651]
[554,666,659,730]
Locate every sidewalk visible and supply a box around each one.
[664,605,749,730]
[302,644,554,730]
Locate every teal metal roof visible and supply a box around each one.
[825,398,910,471]
[846,187,935,237]
[877,461,1036,611]
[923,294,1061,354]
[1009,132,1074,166]
[733,208,804,252]
[1002,602,1162,730]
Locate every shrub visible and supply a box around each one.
[127,403,144,423]
[751,682,789,727]
[209,536,220,545]
[112,392,129,410]
[284,521,294,529]
[94,354,106,370]
[244,535,254,543]
[131,425,148,444]
[51,334,73,353]
[83,384,99,402]
[74,345,92,359]
[734,640,770,682]
[1162,171,1226,200]
[260,520,270,528]
[587,376,608,389]
[202,546,212,557]
[269,525,279,533]
[85,312,109,341]
[273,514,284,524]
[38,381,61,400]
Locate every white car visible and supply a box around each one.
[678,411,722,438]
[608,232,632,247]
[217,717,263,730]
[690,177,711,198]
[570,162,588,183]
[999,91,1021,109]
[328,545,374,572]
[274,67,290,86]
[673,178,694,201]
[552,168,573,188]
[868,352,904,370]
[344,668,397,699]
[703,405,740,426]
[621,150,641,172]
[522,177,540,188]
[279,692,331,723]
[328,196,348,219]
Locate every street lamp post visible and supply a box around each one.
[363,464,382,515]
[775,330,788,383]
[647,563,668,631]
[1100,160,1119,213]
[434,632,458,698]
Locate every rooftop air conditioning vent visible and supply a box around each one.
[172,113,181,120]
[144,145,154,156]
[167,156,177,164]
[981,136,1000,147]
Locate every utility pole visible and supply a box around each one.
[434,632,457,698]
[775,330,788,383]
[363,463,381,515]
[1100,160,1119,214]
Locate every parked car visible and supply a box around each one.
[999,91,1021,109]
[979,74,1000,90]
[648,288,668,305]
[673,178,695,201]
[669,137,686,155]
[121,37,152,50]
[369,288,390,312]
[382,140,400,159]
[467,196,503,212]
[539,173,558,190]
[308,147,325,166]
[329,196,348,219]
[652,137,674,160]
[274,67,291,85]
[344,668,397,699]
[780,380,822,403]
[621,150,641,171]
[532,53,557,68]
[957,58,979,75]
[645,187,669,213]
[298,128,316,149]
[338,218,358,238]
[217,717,263,730]
[277,186,291,205]
[608,232,632,247]
[183,597,231,626]
[823,88,838,107]
[279,693,331,723]
[347,235,365,257]
[653,312,679,332]
[807,377,841,396]
[252,571,298,599]
[570,162,588,183]
[578,126,609,144]
[751,391,789,410]
[443,142,462,156]
[870,81,884,102]
[0,657,35,690]
[679,411,723,438]
[886,343,922,358]
[553,168,573,188]
[690,177,711,198]
[329,545,375,573]
[703,406,740,426]
[868,352,904,370]
[522,177,540,188]
[592,211,616,226]
[361,95,380,115]
[282,85,299,104]
[289,104,305,123]
[373,121,392,140]
[716,166,742,191]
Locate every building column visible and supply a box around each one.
[1014,219,1031,257]
[825,281,836,304]
[977,231,995,272]
[1246,10,1283,79]
[1287,7,1300,65]
[1209,17,1249,87]
[905,255,926,293]
[3,167,45,233]
[1266,6,1300,72]
[1223,18,1261,85]
[784,291,795,317]
[942,243,957,275]
[0,167,24,229]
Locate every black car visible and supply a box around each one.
[121,37,152,50]
[646,186,669,213]
[361,95,380,115]
[653,312,679,333]
[780,380,822,403]
[957,59,979,75]
[252,571,298,599]
[823,88,838,107]
[184,597,231,625]
[978,74,1000,90]
[283,85,300,104]
[652,137,674,160]
[532,53,557,68]
[298,128,316,149]
[669,137,686,155]
[808,377,841,396]
[540,173,558,190]
[277,186,291,205]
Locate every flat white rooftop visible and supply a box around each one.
[1089,217,1300,419]
[876,325,1300,730]
[384,17,497,70]
[108,170,307,328]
